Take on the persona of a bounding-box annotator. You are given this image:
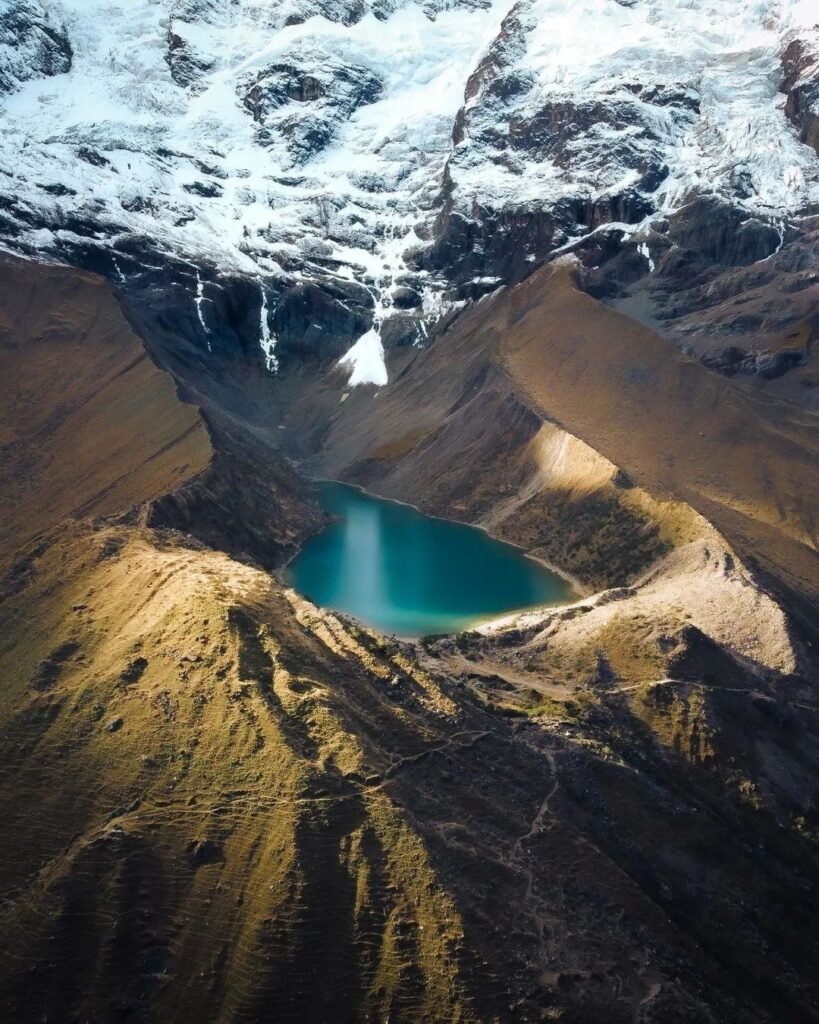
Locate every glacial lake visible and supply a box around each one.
[285,482,575,637]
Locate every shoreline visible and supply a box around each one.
[276,475,590,640]
[307,475,589,598]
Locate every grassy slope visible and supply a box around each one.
[2,258,819,1023]
[497,262,819,601]
[0,524,480,1022]
[6,519,819,1024]
[0,258,211,568]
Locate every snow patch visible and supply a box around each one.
[0,0,508,296]
[258,282,278,372]
[338,327,388,387]
[448,0,819,221]
[637,242,655,272]
[194,269,211,351]
[0,0,817,344]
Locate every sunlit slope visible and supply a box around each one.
[4,520,819,1023]
[0,524,479,1022]
[497,261,819,598]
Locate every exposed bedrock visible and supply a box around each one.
[418,203,568,298]
[241,47,383,163]
[660,198,784,271]
[573,203,819,397]
[700,344,809,380]
[36,234,376,383]
[0,0,72,96]
[165,26,215,91]
[782,36,819,158]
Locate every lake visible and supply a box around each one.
[285,482,575,637]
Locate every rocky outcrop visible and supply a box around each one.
[418,0,819,322]
[426,0,704,292]
[700,344,808,380]
[574,204,819,397]
[781,36,819,158]
[0,0,71,96]
[166,27,215,91]
[241,48,382,163]
[98,240,376,377]
[662,197,783,270]
[419,202,566,297]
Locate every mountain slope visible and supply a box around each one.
[0,255,210,568]
[0,1,817,387]
[2,264,819,1024]
[1,4,819,1022]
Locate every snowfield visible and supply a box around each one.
[0,0,817,384]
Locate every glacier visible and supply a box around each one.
[0,0,817,383]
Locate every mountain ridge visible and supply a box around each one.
[1,0,818,388]
[2,4,819,1020]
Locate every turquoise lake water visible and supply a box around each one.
[285,482,574,637]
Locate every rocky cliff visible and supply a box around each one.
[0,1,817,392]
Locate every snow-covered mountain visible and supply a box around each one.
[0,0,817,383]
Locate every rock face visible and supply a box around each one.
[0,1,818,387]
[241,49,383,163]
[700,344,808,380]
[0,0,71,96]
[426,0,819,296]
[782,34,819,157]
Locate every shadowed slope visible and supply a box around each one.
[498,261,819,600]
[0,255,322,574]
[0,257,210,568]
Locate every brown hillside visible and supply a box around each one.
[499,261,819,599]
[2,258,819,1024]
[0,257,211,568]
[286,260,818,604]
